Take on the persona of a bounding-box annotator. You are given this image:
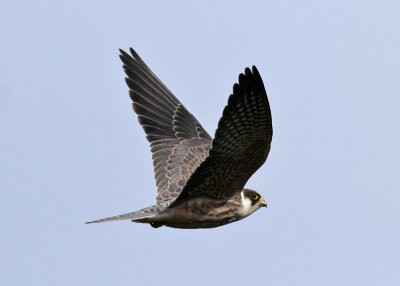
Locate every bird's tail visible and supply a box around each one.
[85,205,164,224]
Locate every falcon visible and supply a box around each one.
[86,47,273,228]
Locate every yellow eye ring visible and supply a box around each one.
[250,193,259,200]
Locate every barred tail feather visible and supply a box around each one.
[85,205,164,224]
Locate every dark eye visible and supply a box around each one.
[250,193,259,200]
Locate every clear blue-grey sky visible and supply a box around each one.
[1,1,399,285]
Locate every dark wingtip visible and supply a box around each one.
[251,66,263,84]
[129,47,140,58]
[119,48,129,58]
[119,49,132,60]
[238,73,246,85]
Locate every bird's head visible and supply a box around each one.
[240,188,267,217]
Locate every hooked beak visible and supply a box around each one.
[260,199,267,208]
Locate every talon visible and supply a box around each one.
[150,222,163,228]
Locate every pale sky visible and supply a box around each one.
[1,1,399,285]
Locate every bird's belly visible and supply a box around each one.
[156,198,242,229]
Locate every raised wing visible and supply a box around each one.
[172,66,272,204]
[120,48,212,207]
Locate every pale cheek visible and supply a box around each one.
[240,193,256,216]
[242,199,252,213]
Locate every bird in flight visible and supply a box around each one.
[86,47,273,228]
